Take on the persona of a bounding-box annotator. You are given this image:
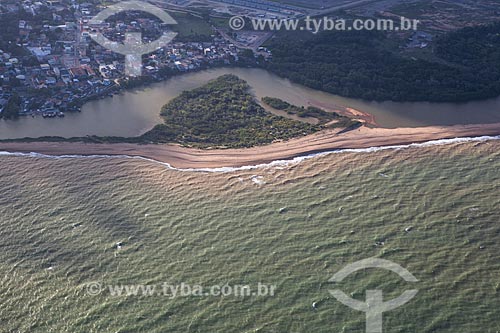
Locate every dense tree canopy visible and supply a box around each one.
[142,75,319,148]
[0,94,21,119]
[266,22,500,102]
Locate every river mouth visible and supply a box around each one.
[1,67,500,140]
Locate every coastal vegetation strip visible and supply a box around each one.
[261,96,361,129]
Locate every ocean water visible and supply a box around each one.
[0,140,499,332]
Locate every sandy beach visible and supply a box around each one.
[0,123,499,169]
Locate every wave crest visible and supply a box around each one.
[1,135,499,173]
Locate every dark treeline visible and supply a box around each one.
[435,23,500,70]
[266,22,500,102]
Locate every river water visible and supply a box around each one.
[1,67,499,139]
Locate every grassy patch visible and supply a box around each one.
[169,11,214,42]
[262,96,347,125]
[262,96,362,130]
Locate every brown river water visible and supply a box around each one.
[0,67,500,139]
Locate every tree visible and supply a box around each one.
[1,93,21,119]
[266,22,500,102]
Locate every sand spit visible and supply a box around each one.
[0,123,499,169]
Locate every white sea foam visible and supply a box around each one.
[0,135,499,173]
[250,175,266,185]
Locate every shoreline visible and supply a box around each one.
[0,123,499,169]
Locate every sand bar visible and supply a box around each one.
[0,123,499,169]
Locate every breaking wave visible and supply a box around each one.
[1,135,499,173]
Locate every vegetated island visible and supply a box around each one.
[0,75,359,149]
[141,74,325,148]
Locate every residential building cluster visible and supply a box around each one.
[0,0,243,118]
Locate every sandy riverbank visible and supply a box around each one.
[0,123,499,169]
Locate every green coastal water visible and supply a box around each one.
[0,140,499,332]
